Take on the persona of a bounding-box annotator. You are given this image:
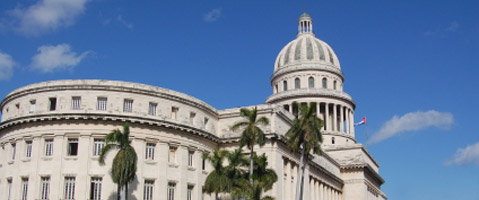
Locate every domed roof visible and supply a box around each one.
[273,13,340,73]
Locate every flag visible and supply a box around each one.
[354,117,366,126]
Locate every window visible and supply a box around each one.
[145,143,155,160]
[144,180,154,200]
[21,178,28,200]
[40,177,50,200]
[187,185,194,200]
[308,77,314,88]
[16,103,20,114]
[11,143,16,160]
[25,141,32,158]
[189,112,196,124]
[188,151,194,167]
[123,99,133,112]
[171,107,179,119]
[45,139,53,156]
[93,139,105,156]
[275,84,278,93]
[67,138,78,156]
[49,98,57,111]
[90,177,102,200]
[322,78,327,89]
[283,80,288,91]
[71,97,81,110]
[7,179,12,200]
[97,97,107,111]
[64,177,76,200]
[169,146,177,163]
[334,81,337,90]
[167,182,176,200]
[295,78,301,89]
[283,104,290,112]
[30,100,36,113]
[148,103,157,116]
[332,137,335,144]
[204,117,209,128]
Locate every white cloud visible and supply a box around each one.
[446,142,479,166]
[368,110,454,144]
[6,0,89,36]
[0,51,15,80]
[31,44,89,73]
[117,15,133,29]
[204,8,222,22]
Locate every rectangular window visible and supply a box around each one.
[148,102,157,116]
[189,112,196,124]
[16,103,20,114]
[171,107,178,120]
[71,97,81,110]
[7,179,12,200]
[187,185,194,200]
[11,143,16,160]
[64,177,76,200]
[168,146,176,163]
[188,151,194,167]
[167,182,175,200]
[67,138,78,156]
[93,139,105,156]
[123,99,133,112]
[145,143,155,160]
[97,97,107,111]
[30,100,36,113]
[45,139,53,156]
[90,177,102,200]
[25,141,32,158]
[21,178,28,200]
[40,177,50,200]
[143,180,154,200]
[49,98,57,111]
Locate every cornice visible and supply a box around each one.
[271,64,344,83]
[265,88,355,108]
[340,163,385,185]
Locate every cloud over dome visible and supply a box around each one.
[0,51,15,80]
[30,44,90,73]
[446,142,479,166]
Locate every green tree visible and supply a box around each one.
[230,106,270,184]
[285,102,323,200]
[99,123,138,200]
[232,153,277,200]
[202,150,230,200]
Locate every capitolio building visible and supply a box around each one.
[0,13,387,200]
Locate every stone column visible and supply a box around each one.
[316,102,320,119]
[325,103,329,131]
[289,103,293,113]
[339,106,344,133]
[346,109,350,135]
[351,111,355,137]
[333,104,337,132]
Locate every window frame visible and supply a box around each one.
[71,97,81,110]
[97,97,108,111]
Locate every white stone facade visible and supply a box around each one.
[0,13,386,200]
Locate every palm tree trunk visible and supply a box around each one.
[125,183,129,200]
[250,147,254,184]
[295,143,306,200]
[215,192,219,200]
[117,185,121,200]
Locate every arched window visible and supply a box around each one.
[283,81,288,91]
[275,84,278,93]
[333,81,337,90]
[295,78,301,89]
[322,78,327,89]
[308,77,314,88]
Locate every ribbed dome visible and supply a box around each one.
[274,34,340,71]
[273,13,340,73]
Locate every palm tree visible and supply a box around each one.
[202,150,230,200]
[232,153,277,200]
[99,123,138,200]
[285,102,323,200]
[230,106,270,184]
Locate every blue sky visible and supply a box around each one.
[0,0,478,199]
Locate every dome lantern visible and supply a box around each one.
[298,12,313,36]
